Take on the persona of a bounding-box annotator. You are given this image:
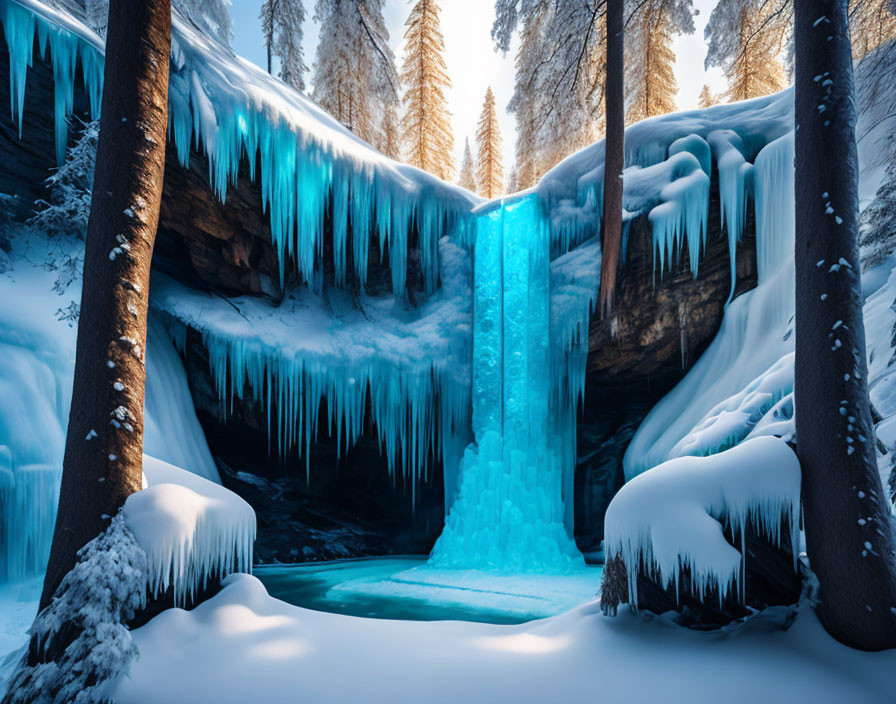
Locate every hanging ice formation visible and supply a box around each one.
[2,0,475,297]
[427,196,593,573]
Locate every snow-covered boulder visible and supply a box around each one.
[602,436,801,627]
[125,456,256,605]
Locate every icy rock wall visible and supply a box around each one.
[427,196,592,572]
[1,0,475,298]
[624,132,797,476]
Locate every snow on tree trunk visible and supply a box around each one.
[794,0,896,650]
[40,0,171,610]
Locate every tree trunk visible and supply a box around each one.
[598,0,625,318]
[267,42,272,74]
[794,0,896,650]
[39,0,171,610]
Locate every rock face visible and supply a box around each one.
[574,175,758,551]
[1,38,759,563]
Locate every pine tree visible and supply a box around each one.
[697,84,718,108]
[705,0,790,102]
[494,0,605,183]
[475,87,503,199]
[381,103,402,160]
[260,0,307,91]
[794,0,896,651]
[506,165,520,194]
[312,0,400,152]
[400,0,455,180]
[599,0,625,316]
[458,137,477,192]
[40,0,172,611]
[624,0,695,124]
[849,0,896,60]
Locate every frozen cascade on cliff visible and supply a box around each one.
[624,132,796,476]
[427,196,590,572]
[0,229,219,583]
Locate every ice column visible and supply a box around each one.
[428,196,585,573]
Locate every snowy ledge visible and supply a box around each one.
[124,456,256,605]
[604,436,801,607]
[1,0,478,296]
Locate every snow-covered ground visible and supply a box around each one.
[109,573,896,704]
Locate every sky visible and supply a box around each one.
[230,0,728,175]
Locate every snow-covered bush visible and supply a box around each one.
[3,512,147,704]
[602,436,801,612]
[30,118,98,241]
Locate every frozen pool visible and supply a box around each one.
[255,557,603,624]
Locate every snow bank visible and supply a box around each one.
[605,437,801,606]
[1,0,478,297]
[110,572,896,704]
[125,456,255,605]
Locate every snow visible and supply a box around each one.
[605,437,801,606]
[110,572,896,704]
[127,456,255,605]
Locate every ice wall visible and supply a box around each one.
[1,0,476,298]
[427,196,591,573]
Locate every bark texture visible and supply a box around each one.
[598,0,624,317]
[40,0,171,610]
[794,0,896,650]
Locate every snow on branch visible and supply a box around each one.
[124,456,256,605]
[604,436,801,608]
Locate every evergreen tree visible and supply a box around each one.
[312,0,400,152]
[458,137,477,192]
[624,0,695,124]
[475,87,503,198]
[849,0,896,60]
[794,0,896,651]
[400,0,455,180]
[260,0,307,91]
[494,0,605,183]
[697,84,718,108]
[705,0,790,102]
[599,0,624,316]
[40,0,172,612]
[381,103,402,160]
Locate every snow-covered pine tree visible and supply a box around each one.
[77,0,232,45]
[697,84,718,108]
[175,0,233,45]
[313,0,400,153]
[705,0,790,102]
[494,0,604,185]
[458,137,477,192]
[624,0,695,124]
[849,0,896,60]
[381,103,402,160]
[475,87,503,199]
[506,165,520,194]
[400,0,454,180]
[260,0,307,90]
